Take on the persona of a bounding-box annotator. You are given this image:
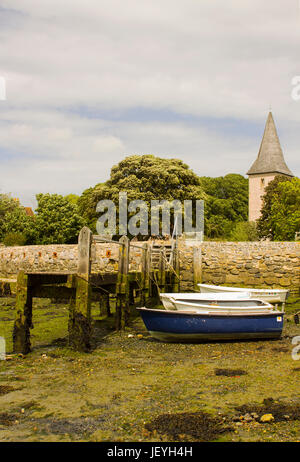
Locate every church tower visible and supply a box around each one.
[247,112,294,222]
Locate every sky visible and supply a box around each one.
[0,0,299,208]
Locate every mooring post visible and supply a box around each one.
[116,235,130,330]
[13,271,33,354]
[172,247,180,293]
[193,246,202,291]
[159,248,166,294]
[149,241,154,299]
[141,242,150,305]
[69,227,92,352]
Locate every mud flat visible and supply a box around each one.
[0,296,299,442]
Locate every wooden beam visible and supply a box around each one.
[115,235,130,330]
[69,227,93,352]
[193,246,202,291]
[77,226,92,277]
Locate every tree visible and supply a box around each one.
[229,221,258,242]
[200,174,248,238]
[0,194,36,244]
[78,155,205,237]
[35,193,84,244]
[258,177,300,241]
[77,184,105,232]
[257,175,293,240]
[0,194,19,239]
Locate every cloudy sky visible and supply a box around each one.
[0,0,299,207]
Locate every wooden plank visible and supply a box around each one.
[32,285,74,299]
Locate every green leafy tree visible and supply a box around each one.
[0,194,37,244]
[35,193,84,244]
[258,177,300,241]
[200,174,248,238]
[230,221,258,242]
[64,194,80,206]
[2,207,37,244]
[78,155,205,237]
[77,184,105,232]
[257,175,292,239]
[0,194,20,239]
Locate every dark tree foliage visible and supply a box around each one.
[199,174,249,239]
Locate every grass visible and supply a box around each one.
[0,295,299,442]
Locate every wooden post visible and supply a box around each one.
[149,241,154,299]
[115,235,130,330]
[159,248,166,294]
[100,293,111,317]
[77,226,92,277]
[13,271,33,354]
[141,243,150,305]
[172,247,180,293]
[69,227,92,352]
[193,246,202,291]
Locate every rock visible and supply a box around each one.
[260,414,274,423]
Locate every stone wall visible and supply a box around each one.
[179,241,300,295]
[0,240,299,295]
[0,242,144,277]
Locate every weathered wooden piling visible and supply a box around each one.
[115,235,130,330]
[159,248,166,294]
[13,271,33,354]
[193,246,202,291]
[172,247,180,293]
[99,293,111,317]
[140,242,150,305]
[69,226,93,352]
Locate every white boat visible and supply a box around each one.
[163,295,274,313]
[160,292,251,310]
[169,297,274,313]
[198,284,289,304]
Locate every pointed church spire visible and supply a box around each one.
[247,112,293,176]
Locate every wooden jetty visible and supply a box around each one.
[1,227,181,354]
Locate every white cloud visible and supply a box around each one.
[0,0,299,205]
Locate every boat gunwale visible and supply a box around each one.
[136,307,284,318]
[170,297,273,308]
[197,283,289,294]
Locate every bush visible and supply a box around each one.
[3,232,27,246]
[229,221,259,242]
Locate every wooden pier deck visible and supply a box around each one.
[0,227,181,354]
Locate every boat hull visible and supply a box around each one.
[137,308,284,343]
[198,284,289,303]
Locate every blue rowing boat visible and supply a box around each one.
[137,307,284,342]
